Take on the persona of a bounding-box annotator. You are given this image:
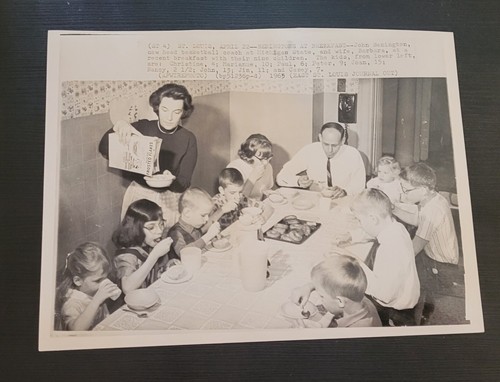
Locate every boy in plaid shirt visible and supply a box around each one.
[209,168,273,231]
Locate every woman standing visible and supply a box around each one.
[226,134,274,200]
[99,83,197,226]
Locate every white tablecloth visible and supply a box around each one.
[94,189,371,331]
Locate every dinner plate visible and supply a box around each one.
[292,197,314,210]
[281,301,318,319]
[161,269,193,284]
[266,192,286,203]
[239,216,261,229]
[208,242,233,253]
[268,196,288,205]
[279,188,299,199]
[124,288,160,311]
[241,206,263,216]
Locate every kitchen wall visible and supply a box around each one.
[380,78,455,191]
[184,91,231,194]
[57,78,378,272]
[228,91,314,183]
[311,78,374,175]
[57,88,231,271]
[58,112,124,270]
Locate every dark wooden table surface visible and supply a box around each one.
[1,1,499,380]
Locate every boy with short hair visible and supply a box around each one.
[208,168,273,231]
[291,255,381,328]
[164,187,221,259]
[394,163,459,264]
[350,188,420,325]
[393,163,460,323]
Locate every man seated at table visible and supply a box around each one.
[349,188,420,326]
[291,255,382,328]
[276,122,366,198]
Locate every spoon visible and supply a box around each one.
[122,308,148,318]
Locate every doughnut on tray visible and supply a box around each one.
[264,215,321,244]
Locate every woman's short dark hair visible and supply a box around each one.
[112,199,163,248]
[149,83,194,119]
[238,134,273,164]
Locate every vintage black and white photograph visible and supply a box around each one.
[39,29,483,351]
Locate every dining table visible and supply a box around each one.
[94,188,372,332]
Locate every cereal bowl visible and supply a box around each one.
[213,237,230,249]
[144,172,176,188]
[241,206,262,217]
[161,264,192,283]
[279,188,299,199]
[320,187,335,198]
[268,193,285,204]
[292,197,314,210]
[239,214,254,226]
[124,288,160,311]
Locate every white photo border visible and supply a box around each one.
[40,29,484,351]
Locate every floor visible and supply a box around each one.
[415,149,466,326]
[424,261,467,325]
[424,211,467,326]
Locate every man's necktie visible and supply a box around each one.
[365,239,380,271]
[326,158,332,187]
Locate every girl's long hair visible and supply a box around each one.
[54,242,110,329]
[112,199,163,249]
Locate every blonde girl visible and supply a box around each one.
[55,242,120,331]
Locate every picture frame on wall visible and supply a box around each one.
[338,93,357,124]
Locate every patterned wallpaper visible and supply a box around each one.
[60,79,357,120]
[313,78,360,94]
[60,80,228,120]
[229,79,312,95]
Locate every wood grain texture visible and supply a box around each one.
[1,1,499,380]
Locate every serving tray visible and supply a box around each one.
[264,215,321,244]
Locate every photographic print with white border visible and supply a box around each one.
[39,28,483,351]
